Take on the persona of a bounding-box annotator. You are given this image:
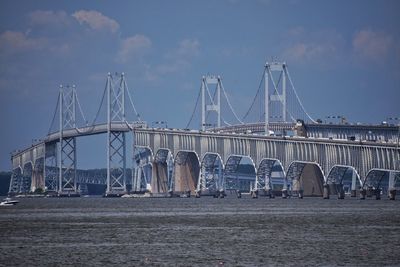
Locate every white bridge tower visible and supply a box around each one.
[264,61,287,134]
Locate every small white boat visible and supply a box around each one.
[0,197,19,206]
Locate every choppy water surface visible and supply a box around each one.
[0,196,399,266]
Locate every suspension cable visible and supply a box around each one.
[285,67,317,123]
[267,67,296,122]
[222,119,232,126]
[74,89,88,125]
[219,80,244,124]
[242,67,265,121]
[124,78,142,121]
[185,84,202,129]
[48,91,60,135]
[91,77,108,125]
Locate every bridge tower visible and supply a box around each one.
[264,61,287,134]
[201,75,221,131]
[58,85,78,195]
[106,73,127,196]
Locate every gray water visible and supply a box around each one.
[0,196,399,266]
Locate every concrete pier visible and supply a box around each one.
[360,189,366,200]
[282,189,288,199]
[337,186,345,199]
[389,189,396,200]
[323,184,330,199]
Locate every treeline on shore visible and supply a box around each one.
[0,172,11,195]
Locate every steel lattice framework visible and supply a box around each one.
[59,85,78,194]
[45,143,58,191]
[106,73,127,195]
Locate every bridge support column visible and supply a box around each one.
[201,75,222,131]
[389,189,396,200]
[350,170,358,197]
[375,188,381,200]
[45,143,58,193]
[388,171,396,200]
[58,85,79,196]
[298,189,304,199]
[105,73,128,196]
[360,189,366,200]
[106,131,127,196]
[337,184,345,199]
[268,188,275,198]
[59,137,78,196]
[282,189,288,199]
[366,187,373,198]
[323,184,330,199]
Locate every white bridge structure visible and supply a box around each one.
[9,62,400,198]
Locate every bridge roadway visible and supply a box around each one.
[134,128,399,178]
[10,123,400,196]
[216,122,399,143]
[12,122,133,165]
[10,122,135,193]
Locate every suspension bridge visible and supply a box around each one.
[9,61,400,199]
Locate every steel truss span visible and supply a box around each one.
[135,128,400,199]
[10,73,142,196]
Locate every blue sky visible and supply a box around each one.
[1,0,399,170]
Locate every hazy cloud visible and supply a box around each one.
[287,26,305,37]
[72,10,119,33]
[157,39,200,74]
[282,28,345,64]
[175,39,200,58]
[284,42,337,61]
[0,31,47,54]
[117,35,152,63]
[29,10,70,27]
[353,30,393,63]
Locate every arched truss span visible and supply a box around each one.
[224,154,257,193]
[174,150,200,195]
[326,165,362,195]
[9,166,23,194]
[197,152,224,195]
[152,148,174,194]
[33,157,45,192]
[22,161,34,193]
[286,161,325,197]
[133,146,154,192]
[363,169,400,196]
[256,158,286,192]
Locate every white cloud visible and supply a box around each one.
[176,39,200,58]
[0,31,47,54]
[282,28,345,64]
[117,35,152,63]
[353,30,393,63]
[158,39,200,74]
[72,10,119,33]
[29,10,70,27]
[167,39,200,59]
[284,42,337,61]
